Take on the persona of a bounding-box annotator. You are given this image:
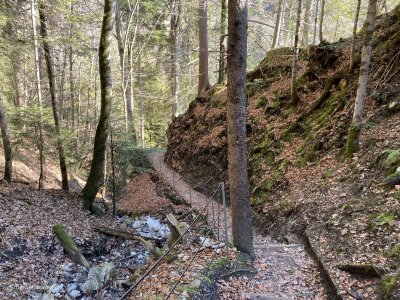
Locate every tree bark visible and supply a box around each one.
[218,0,227,83]
[69,2,75,130]
[291,0,302,106]
[318,0,325,44]
[346,0,377,157]
[170,0,181,118]
[198,0,210,95]
[312,0,319,44]
[82,0,115,211]
[227,0,254,258]
[38,3,69,191]
[302,0,311,46]
[271,0,283,49]
[0,93,12,183]
[349,0,362,70]
[31,0,45,190]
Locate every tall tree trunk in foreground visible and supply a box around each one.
[31,0,45,190]
[218,0,227,83]
[349,0,362,70]
[271,0,283,48]
[198,0,210,95]
[312,0,319,44]
[69,2,75,130]
[227,0,254,259]
[319,0,325,44]
[346,0,377,157]
[170,0,181,118]
[291,0,302,106]
[302,0,311,46]
[39,3,69,191]
[82,0,115,211]
[0,92,12,183]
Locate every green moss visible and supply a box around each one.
[256,95,267,108]
[379,273,400,300]
[387,243,400,260]
[385,149,400,175]
[53,224,77,251]
[345,124,361,157]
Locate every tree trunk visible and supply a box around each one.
[0,93,12,183]
[69,2,75,130]
[218,0,227,83]
[346,0,377,157]
[302,0,311,46]
[138,54,145,148]
[82,0,115,211]
[291,0,302,106]
[38,3,69,191]
[31,0,45,190]
[227,0,254,258]
[319,0,325,44]
[198,0,210,95]
[349,0,362,70]
[312,0,319,44]
[170,0,181,119]
[271,0,283,49]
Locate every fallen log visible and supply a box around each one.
[91,225,160,258]
[53,224,91,269]
[337,264,384,277]
[379,175,400,187]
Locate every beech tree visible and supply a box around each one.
[350,0,362,70]
[346,0,377,156]
[319,0,325,43]
[82,0,115,211]
[198,0,210,95]
[227,0,254,258]
[217,0,227,84]
[271,0,283,48]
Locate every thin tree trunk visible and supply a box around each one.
[0,92,12,183]
[69,2,74,130]
[346,0,377,156]
[82,0,115,211]
[302,0,311,46]
[38,3,69,191]
[218,0,227,83]
[227,0,254,258]
[198,0,210,95]
[350,0,362,70]
[170,0,181,119]
[60,48,68,120]
[319,0,325,44]
[138,54,145,148]
[291,0,302,106]
[272,0,283,49]
[312,0,319,44]
[31,0,45,190]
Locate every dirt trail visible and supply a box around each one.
[148,151,329,299]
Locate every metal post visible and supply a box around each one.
[220,182,230,259]
[211,193,215,238]
[217,186,220,241]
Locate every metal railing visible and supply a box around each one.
[120,153,230,300]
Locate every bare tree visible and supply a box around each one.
[271,0,284,48]
[350,0,362,70]
[227,0,254,258]
[198,0,210,95]
[38,3,69,191]
[82,0,115,211]
[0,91,12,183]
[302,0,311,46]
[318,0,325,44]
[312,0,319,44]
[217,0,227,83]
[346,0,377,156]
[170,0,181,118]
[291,0,302,106]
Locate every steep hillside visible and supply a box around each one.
[166,6,400,299]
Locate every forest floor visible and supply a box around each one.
[146,151,328,299]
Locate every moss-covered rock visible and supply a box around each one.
[379,273,400,300]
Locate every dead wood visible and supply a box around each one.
[91,225,160,258]
[53,224,91,269]
[379,175,400,187]
[337,264,384,277]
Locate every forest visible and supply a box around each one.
[0,0,400,299]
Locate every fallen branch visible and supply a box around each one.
[91,225,160,258]
[53,224,91,269]
[379,175,400,187]
[337,264,384,277]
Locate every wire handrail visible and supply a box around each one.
[119,185,220,300]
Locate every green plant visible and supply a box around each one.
[376,212,397,226]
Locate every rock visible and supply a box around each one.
[69,290,81,298]
[50,284,64,294]
[67,283,78,292]
[189,279,201,289]
[42,294,55,300]
[81,262,115,293]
